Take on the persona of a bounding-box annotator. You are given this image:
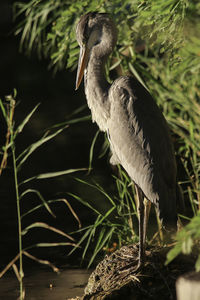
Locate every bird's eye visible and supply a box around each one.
[94,38,101,46]
[87,29,101,48]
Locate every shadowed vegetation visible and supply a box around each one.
[1,2,200,296]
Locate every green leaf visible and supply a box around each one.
[20,189,55,218]
[74,177,116,207]
[68,225,94,256]
[88,227,115,268]
[88,130,100,173]
[32,242,77,247]
[21,198,81,230]
[49,114,91,129]
[165,242,182,265]
[81,226,97,260]
[128,62,149,91]
[68,192,101,215]
[182,236,193,254]
[20,168,87,185]
[16,126,68,169]
[15,103,40,136]
[195,254,200,272]
[0,99,7,121]
[22,222,74,241]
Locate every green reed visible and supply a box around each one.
[0,92,87,299]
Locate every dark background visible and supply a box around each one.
[0,1,113,268]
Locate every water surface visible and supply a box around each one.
[0,268,91,300]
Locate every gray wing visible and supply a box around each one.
[108,76,177,227]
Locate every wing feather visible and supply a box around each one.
[108,76,177,227]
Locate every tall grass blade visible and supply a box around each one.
[20,168,87,184]
[0,98,7,121]
[15,103,40,136]
[68,225,94,256]
[128,62,149,91]
[16,127,68,169]
[95,206,116,227]
[12,264,21,282]
[68,192,101,215]
[98,134,109,158]
[21,198,81,228]
[82,226,97,260]
[26,242,78,248]
[22,222,75,241]
[74,178,116,207]
[23,251,59,272]
[20,189,56,217]
[50,115,91,129]
[88,130,100,173]
[0,253,20,278]
[88,227,115,268]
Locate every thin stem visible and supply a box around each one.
[9,100,24,299]
[12,144,24,298]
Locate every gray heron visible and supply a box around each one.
[75,12,179,266]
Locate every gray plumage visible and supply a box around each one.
[75,12,178,262]
[108,76,177,227]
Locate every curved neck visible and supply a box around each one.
[83,16,117,132]
[84,53,111,132]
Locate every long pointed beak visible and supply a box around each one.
[75,45,90,90]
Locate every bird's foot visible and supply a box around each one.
[135,257,143,272]
[119,258,144,275]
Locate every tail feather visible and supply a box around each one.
[158,184,184,231]
[156,184,177,232]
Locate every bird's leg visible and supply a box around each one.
[143,199,151,245]
[136,186,145,267]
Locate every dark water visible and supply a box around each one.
[0,268,91,300]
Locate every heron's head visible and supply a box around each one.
[75,12,117,89]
